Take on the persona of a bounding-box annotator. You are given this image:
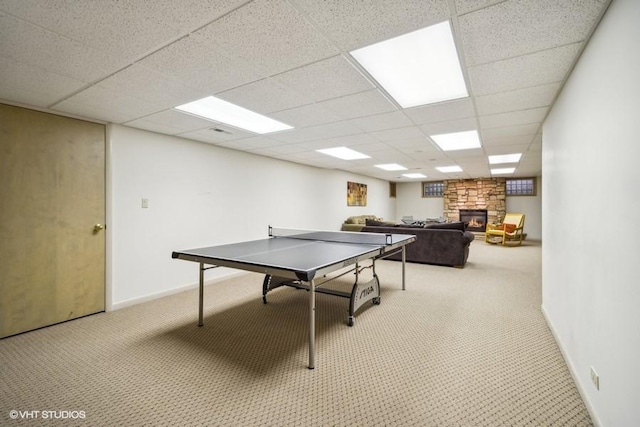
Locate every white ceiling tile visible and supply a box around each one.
[233,136,283,150]
[530,134,543,148]
[269,121,361,144]
[258,144,308,155]
[482,134,538,148]
[194,0,338,77]
[311,133,378,148]
[404,98,476,125]
[369,126,426,143]
[124,120,186,136]
[0,85,58,108]
[288,150,332,161]
[51,99,138,124]
[216,78,312,114]
[0,0,609,183]
[179,125,254,144]
[345,142,395,153]
[318,90,397,120]
[177,131,222,145]
[273,55,374,102]
[129,0,249,34]
[348,111,414,132]
[0,0,183,63]
[400,150,448,162]
[454,0,504,15]
[469,43,582,96]
[137,34,261,94]
[420,117,478,136]
[293,0,451,51]
[295,138,360,151]
[460,0,609,66]
[124,109,214,133]
[484,144,530,156]
[475,83,560,115]
[391,138,440,151]
[52,86,159,123]
[0,57,85,107]
[0,13,124,83]
[369,150,414,163]
[442,148,485,159]
[97,64,203,110]
[481,125,539,145]
[1,0,248,63]
[479,107,548,129]
[270,103,342,128]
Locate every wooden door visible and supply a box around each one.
[0,104,105,338]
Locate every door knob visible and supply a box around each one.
[93,224,105,233]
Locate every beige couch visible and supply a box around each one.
[341,215,394,232]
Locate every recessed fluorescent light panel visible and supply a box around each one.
[350,21,468,108]
[436,166,463,173]
[488,153,523,164]
[175,96,293,134]
[375,164,408,171]
[491,167,516,175]
[403,173,427,179]
[431,130,481,151]
[316,147,370,160]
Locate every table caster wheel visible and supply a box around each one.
[373,297,380,305]
[347,317,354,327]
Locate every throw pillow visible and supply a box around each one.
[503,223,517,233]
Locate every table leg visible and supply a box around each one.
[402,245,406,290]
[309,278,316,369]
[198,262,204,327]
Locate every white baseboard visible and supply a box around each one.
[541,305,601,427]
[109,270,250,311]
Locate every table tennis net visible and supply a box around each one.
[269,226,393,245]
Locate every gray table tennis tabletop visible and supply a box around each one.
[171,230,416,369]
[172,232,414,282]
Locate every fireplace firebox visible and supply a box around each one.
[459,209,488,232]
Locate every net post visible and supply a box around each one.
[385,233,392,245]
[268,225,273,237]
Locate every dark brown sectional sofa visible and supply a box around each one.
[361,221,474,268]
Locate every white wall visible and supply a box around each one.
[396,180,542,240]
[542,0,640,425]
[108,124,395,308]
[506,175,542,240]
[395,181,444,221]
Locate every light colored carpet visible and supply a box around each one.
[0,239,592,426]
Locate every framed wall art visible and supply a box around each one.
[347,181,367,206]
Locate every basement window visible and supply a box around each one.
[506,178,536,196]
[422,181,444,197]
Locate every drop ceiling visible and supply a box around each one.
[0,0,611,182]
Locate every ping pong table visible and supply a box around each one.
[171,226,416,369]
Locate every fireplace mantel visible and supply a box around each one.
[443,179,506,226]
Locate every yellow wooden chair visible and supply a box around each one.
[485,213,525,246]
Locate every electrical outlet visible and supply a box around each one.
[590,366,599,390]
[141,198,149,208]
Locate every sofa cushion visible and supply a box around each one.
[425,221,466,231]
[362,225,473,268]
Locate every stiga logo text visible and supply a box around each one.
[359,286,374,299]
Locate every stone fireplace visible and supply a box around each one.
[459,209,488,232]
[443,178,507,228]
